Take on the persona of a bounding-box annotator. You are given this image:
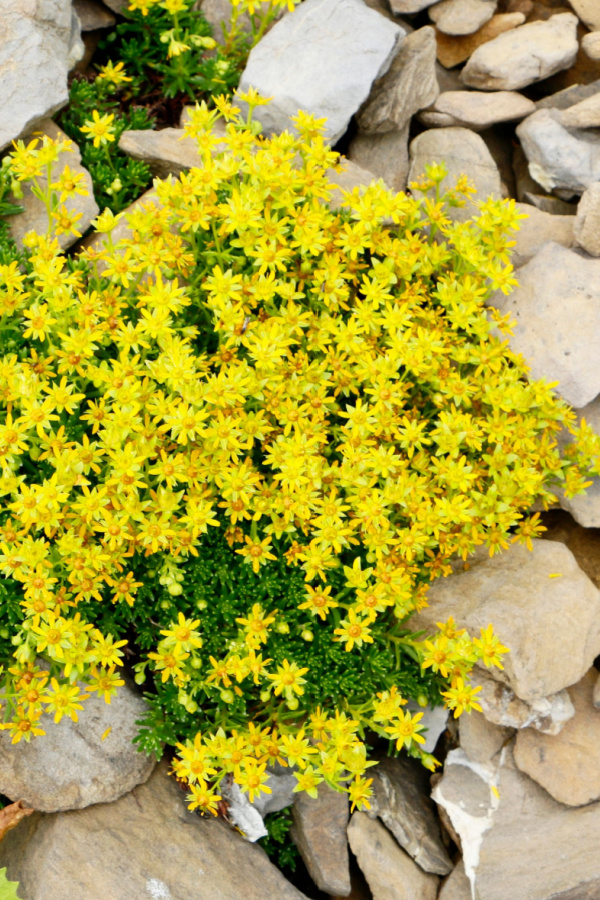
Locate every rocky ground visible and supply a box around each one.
[3,0,600,898]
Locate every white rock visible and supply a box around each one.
[511,202,575,267]
[408,127,501,220]
[574,181,600,257]
[411,540,600,704]
[582,32,600,61]
[461,13,579,91]
[492,241,600,408]
[423,90,535,131]
[0,0,81,150]
[470,668,575,735]
[429,0,497,37]
[568,0,600,31]
[238,0,404,145]
[9,120,98,251]
[517,109,600,195]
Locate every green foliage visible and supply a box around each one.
[258,809,299,872]
[0,869,20,900]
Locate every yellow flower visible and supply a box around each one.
[333,610,373,652]
[80,110,116,148]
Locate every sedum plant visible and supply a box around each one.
[0,95,597,816]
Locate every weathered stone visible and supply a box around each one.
[438,861,472,900]
[349,128,410,192]
[461,13,578,90]
[253,763,296,817]
[290,785,350,895]
[559,92,600,128]
[541,509,600,590]
[390,0,438,11]
[568,0,600,30]
[348,812,439,900]
[199,0,252,43]
[238,0,404,145]
[0,678,154,812]
[219,779,268,842]
[510,202,575,267]
[0,761,308,900]
[118,128,207,178]
[459,711,514,766]
[422,90,534,130]
[536,78,600,110]
[435,12,525,68]
[408,127,501,220]
[492,242,600,407]
[0,0,82,150]
[574,181,600,256]
[366,755,453,875]
[434,743,600,900]
[412,540,600,703]
[471,667,575,734]
[429,0,497,36]
[73,0,116,30]
[357,27,439,134]
[582,31,600,61]
[9,120,98,251]
[327,158,382,207]
[514,669,600,806]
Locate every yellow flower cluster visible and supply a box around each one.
[0,97,597,810]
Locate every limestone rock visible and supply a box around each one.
[522,192,577,214]
[461,13,579,90]
[118,128,207,178]
[348,812,439,900]
[583,32,600,61]
[470,668,575,735]
[574,181,600,256]
[422,90,534,130]
[220,779,268,842]
[349,128,410,192]
[411,539,600,704]
[238,0,404,145]
[515,108,600,195]
[458,711,513,765]
[357,26,439,134]
[510,202,575,267]
[408,127,501,220]
[429,0,497,36]
[433,743,600,900]
[73,0,116,30]
[568,0,600,31]
[0,679,154,812]
[366,755,453,875]
[438,862,472,900]
[0,761,308,900]
[491,242,600,408]
[0,0,82,150]
[514,669,600,806]
[9,120,98,251]
[290,785,350,895]
[435,12,525,68]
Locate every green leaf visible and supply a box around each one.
[0,869,20,900]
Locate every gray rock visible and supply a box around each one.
[0,761,308,900]
[422,90,535,131]
[568,0,600,31]
[411,540,600,704]
[238,0,404,145]
[435,12,526,69]
[220,779,268,842]
[118,128,208,178]
[459,711,514,765]
[470,667,575,735]
[582,32,600,62]
[514,668,600,806]
[522,191,577,215]
[433,743,600,900]
[390,0,438,11]
[574,181,600,257]
[349,127,410,192]
[491,241,600,408]
[408,127,501,220]
[367,756,453,875]
[9,120,98,251]
[253,763,296,816]
[429,0,497,36]
[68,6,85,71]
[102,0,128,11]
[73,0,116,30]
[357,26,439,135]
[560,92,600,129]
[0,678,154,812]
[0,0,81,150]
[461,13,579,91]
[290,785,350,895]
[536,78,600,111]
[327,157,382,207]
[511,202,575,267]
[438,862,472,900]
[199,0,252,43]
[348,812,439,900]
[515,108,600,195]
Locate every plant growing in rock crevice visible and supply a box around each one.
[0,93,597,815]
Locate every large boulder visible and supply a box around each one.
[490,242,600,409]
[411,540,600,704]
[0,761,308,900]
[0,0,82,150]
[238,0,404,144]
[0,679,155,812]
